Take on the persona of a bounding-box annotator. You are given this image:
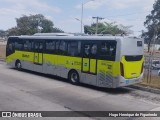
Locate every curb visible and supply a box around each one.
[128,84,160,94]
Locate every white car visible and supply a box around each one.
[152,60,160,70]
[158,70,160,76]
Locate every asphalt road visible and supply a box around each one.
[0,61,160,120]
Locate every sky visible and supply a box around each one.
[0,0,156,36]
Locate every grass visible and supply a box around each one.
[141,51,160,89]
[140,73,160,89]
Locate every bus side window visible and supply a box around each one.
[35,42,39,50]
[7,42,13,56]
[15,40,23,51]
[84,44,90,57]
[58,41,67,55]
[34,42,43,52]
[91,44,97,57]
[45,40,55,53]
[6,38,16,56]
[67,41,80,57]
[100,41,116,61]
[55,41,60,52]
[8,43,13,51]
[109,44,116,57]
[24,40,33,51]
[39,43,43,50]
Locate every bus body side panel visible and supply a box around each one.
[97,60,119,88]
[43,54,56,75]
[16,50,34,70]
[43,54,82,79]
[6,50,34,71]
[56,55,82,79]
[6,54,16,67]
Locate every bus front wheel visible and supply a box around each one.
[15,60,22,70]
[68,70,79,85]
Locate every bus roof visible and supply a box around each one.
[9,35,142,41]
[34,33,74,36]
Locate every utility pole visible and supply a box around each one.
[146,25,158,84]
[92,16,104,35]
[81,0,95,34]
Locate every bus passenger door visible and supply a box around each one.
[34,41,43,73]
[82,42,97,80]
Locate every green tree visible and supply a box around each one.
[7,27,19,36]
[84,22,132,35]
[7,14,63,36]
[143,0,160,52]
[41,18,54,33]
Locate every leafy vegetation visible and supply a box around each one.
[84,22,133,35]
[143,0,160,52]
[7,14,64,36]
[1,14,133,37]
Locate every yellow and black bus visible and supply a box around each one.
[6,35,144,88]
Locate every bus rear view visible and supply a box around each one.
[118,37,144,87]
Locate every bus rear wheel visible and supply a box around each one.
[68,70,79,85]
[15,60,22,70]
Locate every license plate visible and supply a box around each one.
[125,80,129,84]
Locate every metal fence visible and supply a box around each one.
[143,54,160,87]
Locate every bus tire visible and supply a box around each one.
[15,60,22,70]
[68,70,79,85]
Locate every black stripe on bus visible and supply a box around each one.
[125,55,143,61]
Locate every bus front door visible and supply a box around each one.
[82,42,97,75]
[34,41,43,73]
